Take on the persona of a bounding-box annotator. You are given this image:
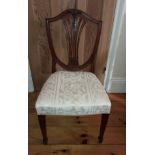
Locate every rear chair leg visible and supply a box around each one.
[98,114,109,143]
[38,115,48,145]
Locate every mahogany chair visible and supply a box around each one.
[35,9,111,145]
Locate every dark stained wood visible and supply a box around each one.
[46,9,102,73]
[98,114,109,143]
[38,115,48,145]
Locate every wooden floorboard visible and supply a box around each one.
[29,145,126,155]
[29,126,125,145]
[29,92,126,155]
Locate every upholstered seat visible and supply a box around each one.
[36,71,111,116]
[35,9,110,144]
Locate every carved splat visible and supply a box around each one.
[46,9,102,73]
[63,13,86,66]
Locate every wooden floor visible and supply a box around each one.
[29,92,126,155]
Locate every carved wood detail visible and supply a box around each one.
[46,9,102,73]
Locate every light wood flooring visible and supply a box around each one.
[29,92,126,155]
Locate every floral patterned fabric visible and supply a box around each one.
[35,71,111,116]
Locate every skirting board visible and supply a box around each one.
[106,78,126,93]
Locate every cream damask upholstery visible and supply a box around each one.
[35,71,111,116]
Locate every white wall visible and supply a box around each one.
[104,0,126,93]
[28,62,34,92]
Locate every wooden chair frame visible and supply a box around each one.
[37,9,109,145]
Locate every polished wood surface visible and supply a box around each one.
[98,114,109,143]
[38,115,48,144]
[46,9,102,73]
[29,93,126,155]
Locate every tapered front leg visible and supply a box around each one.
[38,115,48,145]
[98,114,109,143]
